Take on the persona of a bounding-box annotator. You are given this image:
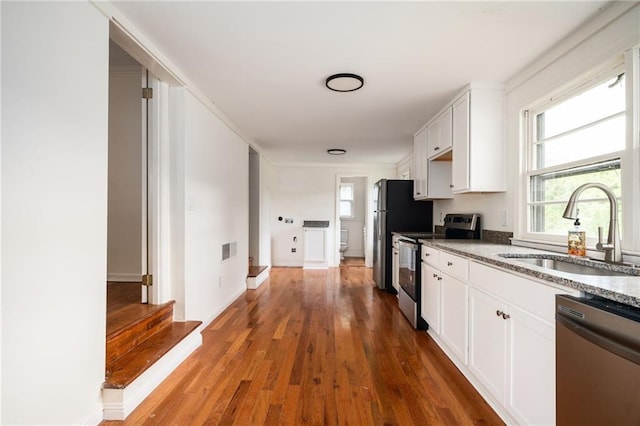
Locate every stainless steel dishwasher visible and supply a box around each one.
[556,294,640,425]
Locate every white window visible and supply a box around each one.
[524,67,626,244]
[339,183,354,219]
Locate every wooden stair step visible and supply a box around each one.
[106,301,175,366]
[248,265,268,278]
[104,320,202,389]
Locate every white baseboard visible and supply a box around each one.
[303,259,328,269]
[200,286,246,330]
[107,273,142,282]
[272,260,303,267]
[247,267,270,290]
[344,251,365,258]
[80,408,105,426]
[102,327,203,421]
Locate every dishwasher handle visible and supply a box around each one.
[556,313,640,366]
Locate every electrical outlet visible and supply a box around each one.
[501,211,508,227]
[291,248,296,253]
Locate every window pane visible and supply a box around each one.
[340,201,352,217]
[529,160,621,235]
[533,115,625,169]
[530,160,621,203]
[340,184,353,200]
[529,199,622,240]
[537,74,625,140]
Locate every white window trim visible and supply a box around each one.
[516,48,640,256]
[339,183,355,220]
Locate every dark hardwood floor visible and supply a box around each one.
[340,256,366,267]
[103,266,503,425]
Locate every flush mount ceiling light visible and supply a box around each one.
[327,148,347,155]
[325,73,364,92]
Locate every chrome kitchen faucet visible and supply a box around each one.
[562,182,622,263]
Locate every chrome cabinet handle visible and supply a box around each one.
[433,273,438,278]
[496,310,502,317]
[437,276,442,281]
[447,261,453,266]
[434,146,440,151]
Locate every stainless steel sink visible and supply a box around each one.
[497,254,638,277]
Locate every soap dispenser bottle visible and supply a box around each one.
[568,218,586,256]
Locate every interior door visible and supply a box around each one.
[140,69,152,303]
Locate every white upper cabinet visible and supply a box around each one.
[413,127,428,199]
[451,85,505,193]
[427,106,452,159]
[414,83,505,198]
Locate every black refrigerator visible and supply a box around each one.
[372,179,433,292]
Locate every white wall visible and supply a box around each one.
[258,155,272,266]
[249,151,259,263]
[396,155,413,179]
[433,3,640,237]
[1,2,108,424]
[340,177,366,257]
[107,66,144,281]
[271,164,396,267]
[170,89,249,325]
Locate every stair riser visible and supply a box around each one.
[106,304,174,366]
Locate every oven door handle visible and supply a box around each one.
[398,240,419,251]
[556,313,640,365]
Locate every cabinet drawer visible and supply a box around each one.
[440,252,469,281]
[422,245,439,265]
[469,261,579,323]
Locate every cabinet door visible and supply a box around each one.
[427,107,453,158]
[421,262,441,334]
[508,305,556,426]
[439,106,452,152]
[468,287,508,405]
[427,117,441,158]
[413,129,428,199]
[452,92,470,192]
[426,160,453,199]
[303,228,327,267]
[440,273,468,364]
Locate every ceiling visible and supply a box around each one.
[112,1,610,166]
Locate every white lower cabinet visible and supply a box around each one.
[419,244,581,425]
[469,286,556,424]
[468,260,579,425]
[440,272,468,364]
[508,303,556,425]
[468,287,508,404]
[420,262,441,334]
[302,227,328,269]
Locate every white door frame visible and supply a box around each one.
[109,20,179,307]
[146,74,172,305]
[334,174,371,267]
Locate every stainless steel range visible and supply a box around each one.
[397,213,481,329]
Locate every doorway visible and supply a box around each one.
[336,175,368,267]
[107,40,149,302]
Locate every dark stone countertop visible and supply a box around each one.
[303,220,330,228]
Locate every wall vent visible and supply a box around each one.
[222,242,237,261]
